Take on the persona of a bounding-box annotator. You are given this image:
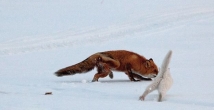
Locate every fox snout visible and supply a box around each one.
[153,74,157,77]
[154,69,158,74]
[151,73,157,78]
[150,69,159,78]
[151,69,159,78]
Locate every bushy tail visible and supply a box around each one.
[55,56,97,77]
[159,50,172,77]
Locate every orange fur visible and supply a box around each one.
[55,50,158,82]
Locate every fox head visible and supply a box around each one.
[143,58,159,78]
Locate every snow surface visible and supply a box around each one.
[1,0,214,110]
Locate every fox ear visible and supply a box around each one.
[149,58,153,61]
[144,60,151,68]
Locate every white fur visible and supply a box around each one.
[139,50,173,102]
[132,70,157,78]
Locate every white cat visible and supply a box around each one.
[139,50,173,102]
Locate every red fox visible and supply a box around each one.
[55,50,158,82]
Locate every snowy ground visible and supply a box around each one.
[1,0,214,110]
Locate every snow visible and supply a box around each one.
[1,0,214,110]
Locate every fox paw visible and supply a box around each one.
[139,96,145,101]
[109,72,113,79]
[92,79,98,82]
[142,78,152,81]
[130,78,140,82]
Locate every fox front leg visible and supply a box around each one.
[125,71,139,81]
[125,63,139,81]
[132,73,152,81]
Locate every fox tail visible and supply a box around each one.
[159,50,172,77]
[55,56,97,77]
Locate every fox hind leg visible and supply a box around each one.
[92,61,112,82]
[92,56,118,81]
[158,93,163,102]
[98,55,120,69]
[108,72,113,79]
[92,71,111,82]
